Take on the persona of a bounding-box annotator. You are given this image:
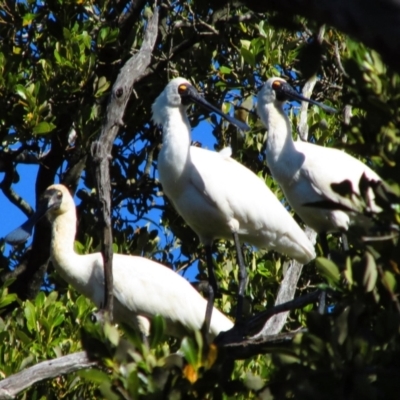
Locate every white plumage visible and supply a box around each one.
[5,184,233,339]
[153,78,316,264]
[257,77,382,235]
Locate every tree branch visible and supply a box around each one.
[90,5,159,319]
[0,163,33,218]
[0,352,96,399]
[7,128,67,303]
[215,290,323,359]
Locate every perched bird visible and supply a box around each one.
[152,77,316,321]
[5,184,233,339]
[257,77,382,252]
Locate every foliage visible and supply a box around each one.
[0,0,399,399]
[0,287,97,398]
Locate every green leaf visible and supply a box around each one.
[99,382,120,400]
[35,291,46,309]
[52,314,65,329]
[362,252,378,292]
[22,13,36,27]
[343,256,353,285]
[241,47,256,67]
[20,354,35,370]
[33,121,56,135]
[24,301,37,333]
[54,49,62,64]
[219,65,232,74]
[383,270,396,292]
[15,329,32,345]
[15,84,28,100]
[104,322,120,346]
[244,372,264,391]
[149,315,165,348]
[127,369,139,398]
[180,337,198,367]
[0,292,17,309]
[79,369,111,384]
[315,257,340,285]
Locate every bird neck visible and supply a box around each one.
[49,209,97,298]
[261,103,296,160]
[50,209,79,271]
[159,106,192,181]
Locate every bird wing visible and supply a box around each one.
[106,254,233,337]
[295,141,381,212]
[188,147,315,264]
[189,146,277,227]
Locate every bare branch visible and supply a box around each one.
[253,228,316,337]
[215,290,323,359]
[90,6,159,319]
[0,351,96,399]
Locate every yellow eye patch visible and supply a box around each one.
[272,80,282,90]
[178,84,188,94]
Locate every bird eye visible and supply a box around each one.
[178,84,188,94]
[272,80,282,91]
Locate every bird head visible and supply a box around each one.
[41,185,74,220]
[152,77,190,124]
[152,77,250,131]
[257,77,337,113]
[4,184,73,245]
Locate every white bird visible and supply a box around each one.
[152,77,316,320]
[257,77,382,252]
[5,184,233,340]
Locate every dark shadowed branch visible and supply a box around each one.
[240,0,400,73]
[90,6,159,319]
[215,290,323,359]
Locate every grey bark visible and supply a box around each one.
[0,352,96,399]
[90,6,159,318]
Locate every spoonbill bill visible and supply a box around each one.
[152,77,316,320]
[5,184,234,339]
[257,77,382,252]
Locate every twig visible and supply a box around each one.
[334,40,349,77]
[90,5,159,319]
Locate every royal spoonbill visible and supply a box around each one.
[152,77,316,320]
[5,184,234,339]
[257,77,382,252]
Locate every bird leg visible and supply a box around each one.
[202,245,219,337]
[318,291,326,314]
[233,232,246,323]
[341,232,349,252]
[205,244,220,297]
